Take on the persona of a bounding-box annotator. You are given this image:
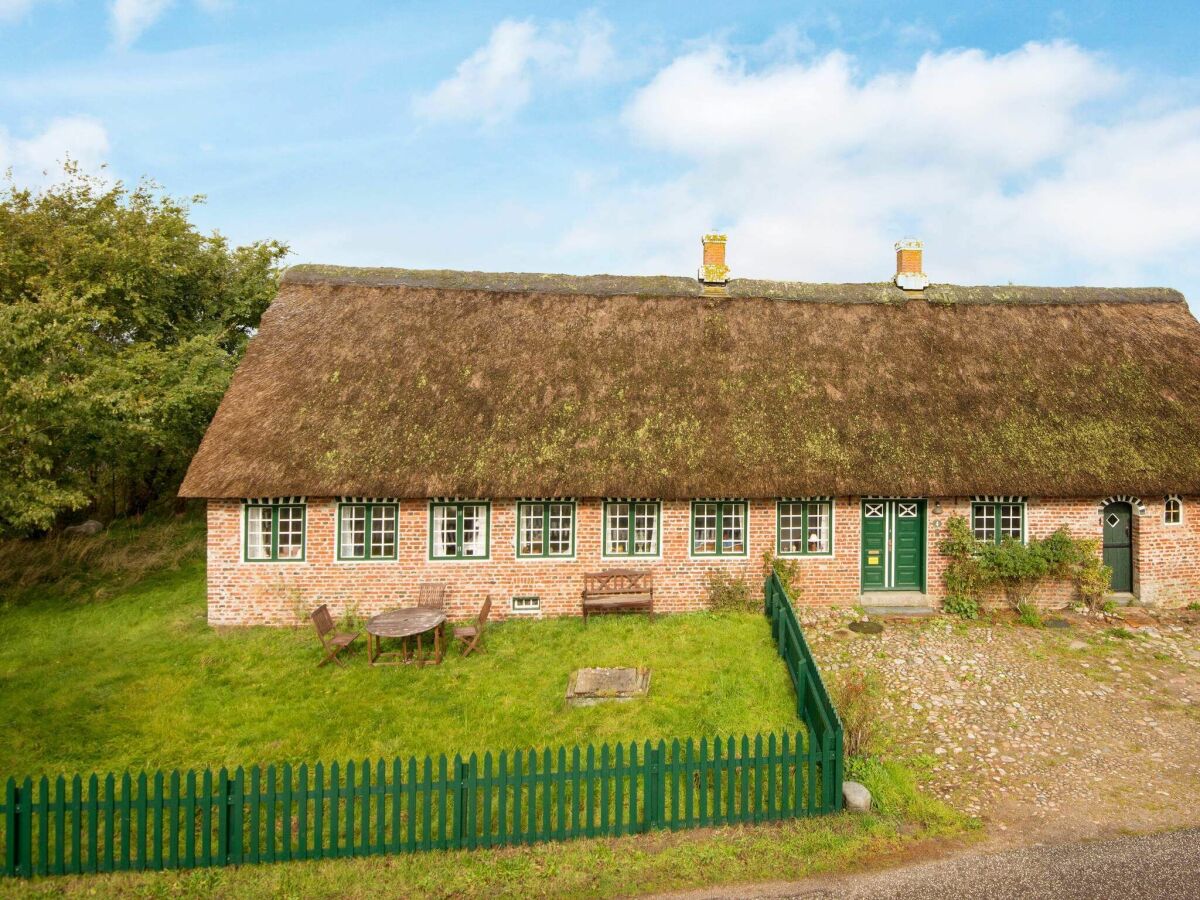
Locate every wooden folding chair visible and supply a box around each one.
[454,595,492,657]
[311,604,360,667]
[417,583,447,610]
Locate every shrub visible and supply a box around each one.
[761,549,802,600]
[1016,600,1043,628]
[704,570,754,612]
[830,666,882,758]
[942,593,981,620]
[939,516,1111,614]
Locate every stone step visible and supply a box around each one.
[860,605,938,617]
[859,591,928,607]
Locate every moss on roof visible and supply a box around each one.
[180,266,1200,499]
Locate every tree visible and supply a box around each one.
[0,163,288,534]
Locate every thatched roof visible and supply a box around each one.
[179,265,1200,499]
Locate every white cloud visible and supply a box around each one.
[0,116,110,184]
[414,11,614,125]
[0,0,47,22]
[561,40,1200,300]
[110,0,173,48]
[109,0,227,49]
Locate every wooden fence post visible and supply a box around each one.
[5,779,21,877]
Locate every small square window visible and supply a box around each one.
[691,501,747,556]
[430,502,490,560]
[244,501,306,561]
[511,595,540,615]
[972,501,1024,545]
[604,501,660,557]
[777,500,833,556]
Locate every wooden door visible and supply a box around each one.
[1102,502,1132,593]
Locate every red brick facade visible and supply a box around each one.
[205,496,1199,626]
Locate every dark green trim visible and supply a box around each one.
[601,500,662,558]
[775,500,835,557]
[335,501,399,561]
[428,501,492,561]
[969,500,1027,545]
[859,499,926,592]
[242,502,307,563]
[515,501,576,559]
[689,500,749,557]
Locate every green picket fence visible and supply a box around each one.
[764,570,844,806]
[2,732,840,878]
[2,581,842,879]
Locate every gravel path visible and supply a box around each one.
[804,607,1200,843]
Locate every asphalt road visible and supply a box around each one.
[672,829,1200,900]
[788,829,1200,900]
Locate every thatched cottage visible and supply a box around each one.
[179,237,1200,624]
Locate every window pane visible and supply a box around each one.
[548,503,573,555]
[520,503,545,556]
[693,502,717,554]
[340,505,366,558]
[607,503,630,555]
[277,506,304,559]
[371,505,396,558]
[433,506,457,557]
[247,506,272,560]
[779,502,804,554]
[1166,497,1181,524]
[721,503,745,554]
[972,505,995,542]
[462,504,487,557]
[806,502,829,553]
[633,503,657,555]
[1000,504,1023,540]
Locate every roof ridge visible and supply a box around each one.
[280,264,1186,306]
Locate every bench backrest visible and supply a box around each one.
[583,570,653,596]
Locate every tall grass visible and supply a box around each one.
[0,508,206,606]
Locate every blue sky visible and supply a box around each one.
[3,2,1200,308]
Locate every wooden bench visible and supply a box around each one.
[582,570,654,622]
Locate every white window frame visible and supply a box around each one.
[515,500,577,560]
[602,500,662,558]
[511,595,541,615]
[776,499,834,557]
[1164,495,1183,526]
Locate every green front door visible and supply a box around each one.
[1102,502,1133,593]
[861,500,926,591]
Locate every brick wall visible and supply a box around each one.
[205,495,1199,625]
[1136,497,1200,606]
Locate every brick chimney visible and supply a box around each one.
[699,233,729,290]
[894,238,929,290]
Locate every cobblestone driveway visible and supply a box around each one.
[804,607,1200,843]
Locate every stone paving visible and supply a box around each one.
[802,606,1200,843]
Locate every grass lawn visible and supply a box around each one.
[0,515,973,897]
[0,517,796,778]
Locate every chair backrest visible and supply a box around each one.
[311,604,334,640]
[418,583,447,609]
[477,594,493,629]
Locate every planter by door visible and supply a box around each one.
[861,500,926,591]
[1102,501,1133,593]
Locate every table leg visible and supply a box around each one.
[435,623,443,664]
[368,632,376,666]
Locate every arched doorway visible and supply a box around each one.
[1102,501,1133,593]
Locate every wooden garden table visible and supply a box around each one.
[366,608,446,666]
